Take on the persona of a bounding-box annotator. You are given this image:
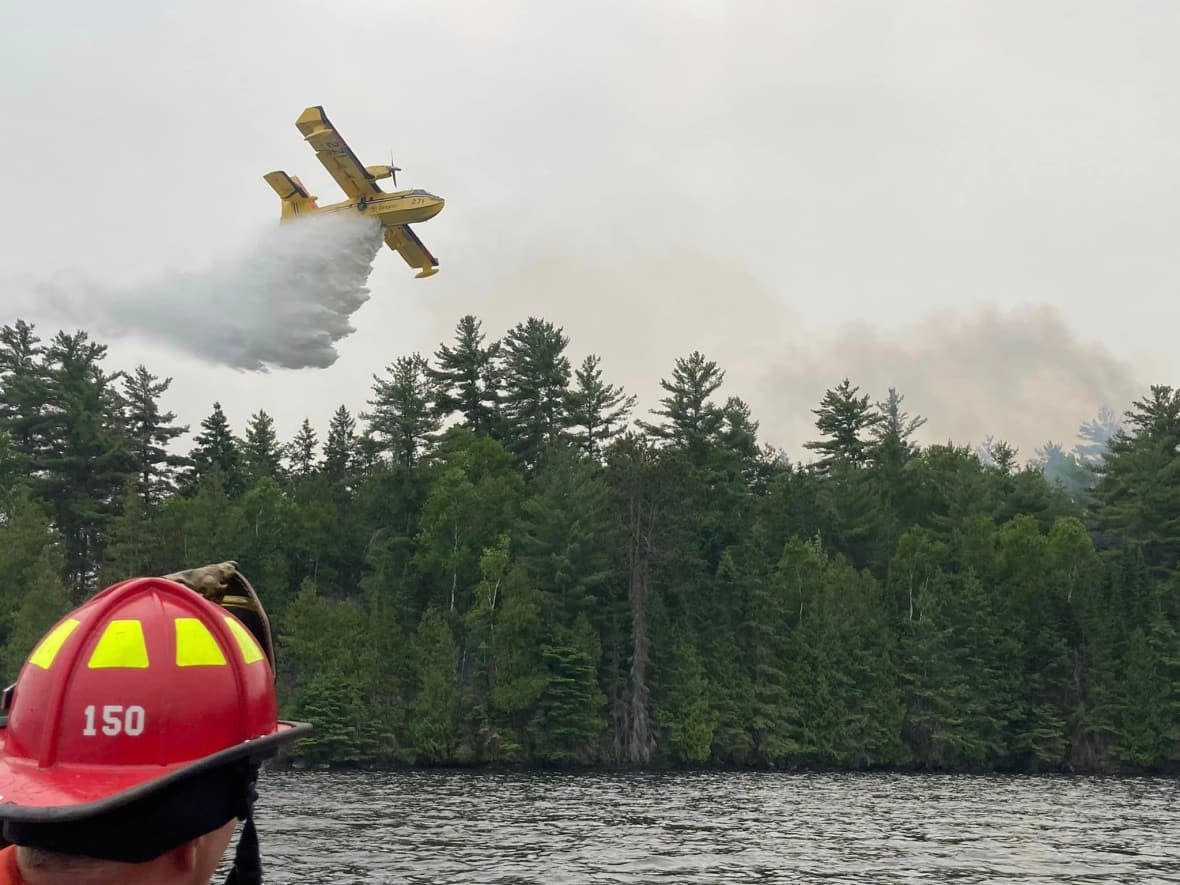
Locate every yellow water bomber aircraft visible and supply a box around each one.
[264,106,444,278]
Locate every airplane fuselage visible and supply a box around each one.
[286,188,445,227]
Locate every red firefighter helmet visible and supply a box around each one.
[0,577,309,821]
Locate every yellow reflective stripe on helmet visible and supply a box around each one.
[28,619,81,670]
[88,619,149,669]
[223,616,264,664]
[175,618,227,667]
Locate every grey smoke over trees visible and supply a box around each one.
[424,254,1143,460]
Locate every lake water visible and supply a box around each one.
[249,770,1180,883]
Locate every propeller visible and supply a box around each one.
[389,151,402,188]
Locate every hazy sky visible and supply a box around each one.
[2,1,1177,459]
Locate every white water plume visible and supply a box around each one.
[27,214,384,371]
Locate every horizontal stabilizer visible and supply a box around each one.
[263,171,318,219]
[263,170,310,200]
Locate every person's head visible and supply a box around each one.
[0,577,310,884]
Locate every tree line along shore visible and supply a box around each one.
[0,315,1176,772]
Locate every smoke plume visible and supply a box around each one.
[756,307,1143,460]
[430,251,1144,459]
[24,214,384,371]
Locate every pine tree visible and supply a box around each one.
[903,560,1019,769]
[189,402,244,495]
[565,355,635,460]
[365,354,443,468]
[1031,441,1093,501]
[362,583,406,761]
[243,410,284,484]
[716,396,767,489]
[818,559,906,768]
[280,580,388,764]
[704,551,755,764]
[0,320,48,473]
[286,418,319,478]
[38,330,134,597]
[871,387,925,467]
[1092,386,1180,577]
[976,436,1019,474]
[533,631,606,765]
[1000,515,1074,769]
[122,365,189,507]
[430,315,501,434]
[639,351,725,459]
[499,318,571,469]
[287,674,376,765]
[1075,405,1122,466]
[322,405,357,480]
[744,539,807,765]
[653,636,718,764]
[718,397,759,460]
[1113,623,1180,769]
[805,379,880,471]
[516,445,615,625]
[857,388,924,566]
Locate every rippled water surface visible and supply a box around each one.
[251,770,1180,883]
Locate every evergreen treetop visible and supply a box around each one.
[190,402,244,496]
[639,350,725,458]
[323,405,357,479]
[287,418,320,478]
[805,378,880,471]
[565,354,636,460]
[365,354,443,469]
[499,317,571,469]
[122,365,189,507]
[243,409,284,483]
[430,315,501,435]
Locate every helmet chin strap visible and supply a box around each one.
[224,766,262,885]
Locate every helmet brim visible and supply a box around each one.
[0,720,311,823]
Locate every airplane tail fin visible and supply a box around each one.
[263,171,319,219]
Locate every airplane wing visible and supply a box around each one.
[295,106,381,199]
[385,225,439,278]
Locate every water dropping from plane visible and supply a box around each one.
[24,213,385,371]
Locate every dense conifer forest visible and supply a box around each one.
[0,315,1177,772]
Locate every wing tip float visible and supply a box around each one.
[385,224,439,279]
[294,105,332,140]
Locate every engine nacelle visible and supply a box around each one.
[365,164,399,182]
